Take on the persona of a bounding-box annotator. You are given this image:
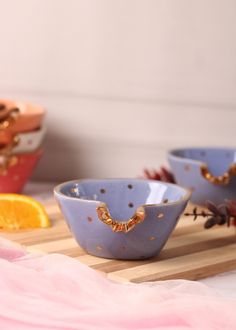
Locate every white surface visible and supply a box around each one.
[0,1,235,180]
[23,181,236,299]
[200,270,236,299]
[0,0,235,103]
[13,125,46,154]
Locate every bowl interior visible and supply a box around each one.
[171,148,236,176]
[58,179,187,219]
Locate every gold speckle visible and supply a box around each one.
[87,216,93,222]
[9,156,18,167]
[157,212,164,219]
[149,236,156,241]
[96,245,103,251]
[184,165,191,171]
[70,187,78,194]
[13,175,19,181]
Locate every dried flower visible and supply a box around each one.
[185,200,236,229]
[143,167,175,183]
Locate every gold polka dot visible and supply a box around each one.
[157,213,164,219]
[70,187,78,194]
[184,165,191,171]
[9,156,18,167]
[149,236,156,241]
[96,245,103,251]
[87,216,93,222]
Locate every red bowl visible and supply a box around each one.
[0,148,43,193]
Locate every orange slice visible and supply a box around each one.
[0,194,50,230]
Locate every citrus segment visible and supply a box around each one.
[0,194,50,230]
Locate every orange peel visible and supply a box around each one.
[0,194,50,230]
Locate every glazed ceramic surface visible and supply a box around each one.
[168,148,236,205]
[54,179,190,260]
[0,148,43,193]
[12,125,46,154]
[0,125,46,155]
[0,99,45,140]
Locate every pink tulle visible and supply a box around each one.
[0,237,236,330]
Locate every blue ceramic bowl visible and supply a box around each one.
[168,147,236,205]
[54,179,190,260]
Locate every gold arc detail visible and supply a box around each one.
[96,204,145,233]
[200,163,236,185]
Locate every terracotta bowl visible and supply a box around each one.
[54,179,190,260]
[0,99,45,143]
[0,148,43,193]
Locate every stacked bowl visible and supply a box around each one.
[0,99,46,193]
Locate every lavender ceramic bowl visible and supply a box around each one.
[168,148,236,205]
[54,179,190,260]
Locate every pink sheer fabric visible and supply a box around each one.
[0,237,236,330]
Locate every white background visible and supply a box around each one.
[0,0,235,181]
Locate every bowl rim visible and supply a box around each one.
[168,147,236,164]
[0,99,45,116]
[16,124,47,137]
[168,147,236,185]
[54,178,191,207]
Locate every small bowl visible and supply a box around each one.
[0,125,47,155]
[0,99,45,141]
[168,147,236,205]
[54,179,190,260]
[0,148,43,193]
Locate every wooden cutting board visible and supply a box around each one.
[2,200,236,283]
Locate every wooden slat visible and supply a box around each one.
[107,243,236,283]
[90,228,236,273]
[1,200,236,283]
